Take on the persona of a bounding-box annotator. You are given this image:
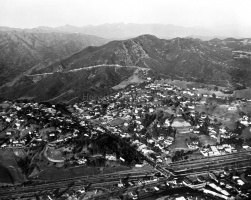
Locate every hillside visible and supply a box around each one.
[1,34,251,102]
[0,65,154,103]
[0,31,108,87]
[31,35,251,87]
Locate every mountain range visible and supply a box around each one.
[29,35,251,85]
[0,31,108,87]
[1,34,251,103]
[0,23,233,40]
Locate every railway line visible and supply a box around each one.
[1,151,251,199]
[173,158,251,176]
[0,174,158,199]
[168,150,251,168]
[173,157,251,173]
[0,169,156,193]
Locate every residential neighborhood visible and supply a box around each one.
[1,78,251,199]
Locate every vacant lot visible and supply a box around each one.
[196,104,239,130]
[197,135,217,146]
[169,132,197,151]
[112,69,145,90]
[169,131,216,152]
[108,118,126,126]
[194,88,230,97]
[157,79,228,91]
[157,79,189,89]
[235,88,251,99]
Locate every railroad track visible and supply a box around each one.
[173,159,251,176]
[0,172,157,199]
[168,150,251,168]
[0,169,156,193]
[172,156,251,172]
[1,151,250,199]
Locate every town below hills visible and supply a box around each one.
[1,25,251,199]
[1,77,251,199]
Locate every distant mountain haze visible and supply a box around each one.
[0,23,242,40]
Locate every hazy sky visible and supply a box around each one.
[0,0,250,29]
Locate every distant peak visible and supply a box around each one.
[64,24,75,27]
[136,34,159,40]
[56,24,78,29]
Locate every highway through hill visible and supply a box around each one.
[1,150,251,199]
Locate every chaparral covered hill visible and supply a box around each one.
[0,31,108,87]
[30,35,251,86]
[2,34,251,102]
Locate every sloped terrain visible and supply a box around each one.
[0,102,143,183]
[32,35,251,86]
[0,31,108,87]
[2,34,251,102]
[0,65,148,103]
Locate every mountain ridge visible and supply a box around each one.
[0,23,232,40]
[0,31,108,87]
[1,34,251,102]
[30,34,251,87]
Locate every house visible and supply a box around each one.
[228,106,237,111]
[105,154,116,161]
[243,145,251,150]
[6,132,12,136]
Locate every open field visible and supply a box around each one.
[235,88,251,99]
[157,79,228,91]
[194,88,231,97]
[169,132,197,151]
[112,69,146,90]
[197,135,217,146]
[157,79,191,89]
[108,118,126,126]
[196,104,239,130]
[169,131,216,152]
